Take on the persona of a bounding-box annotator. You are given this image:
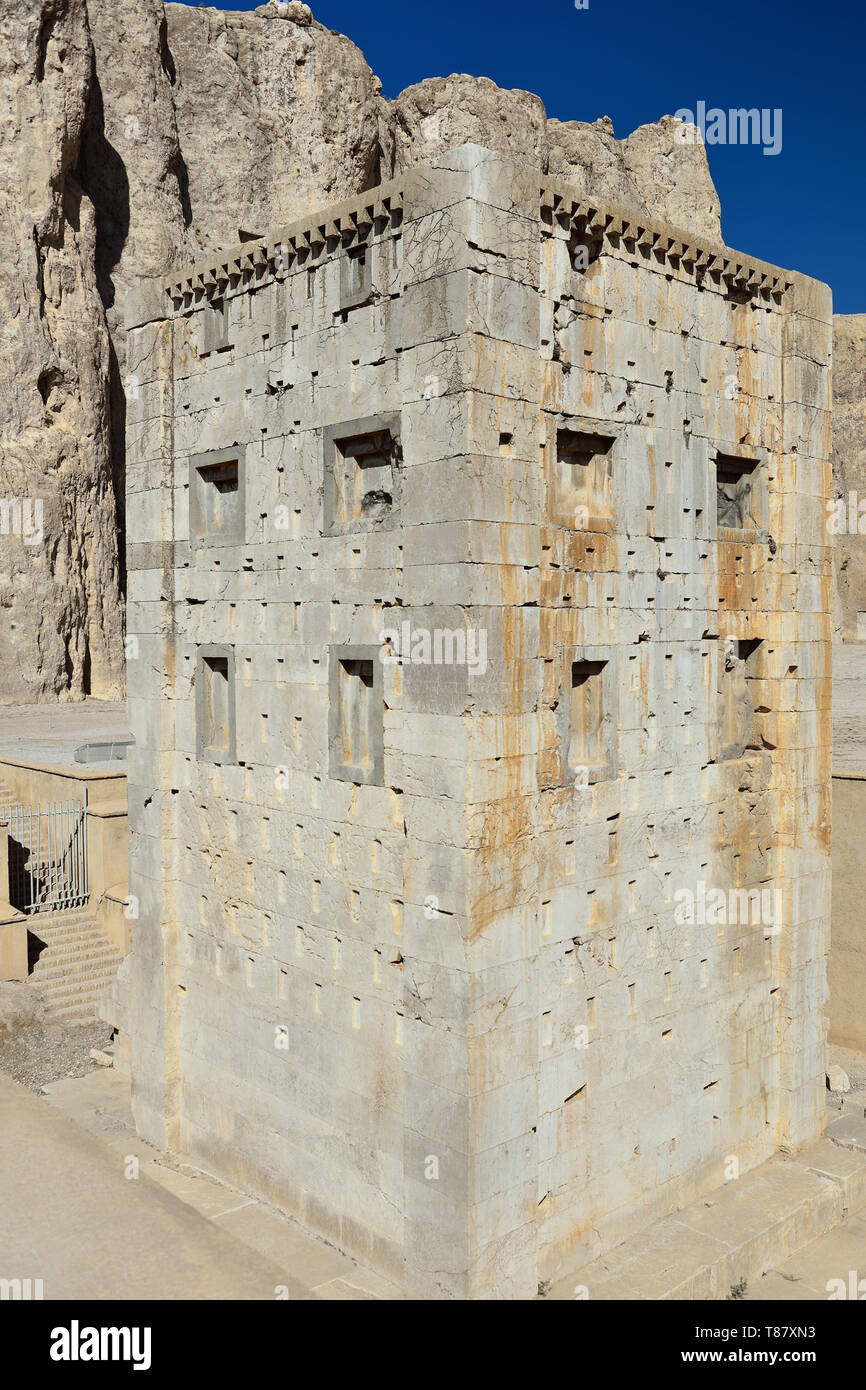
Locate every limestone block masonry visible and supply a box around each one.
[123,145,833,1299]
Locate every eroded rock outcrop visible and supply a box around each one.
[0,0,725,703]
[393,77,721,240]
[162,2,387,250]
[0,0,122,702]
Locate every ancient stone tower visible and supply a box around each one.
[123,145,832,1298]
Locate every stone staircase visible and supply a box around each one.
[548,1107,866,1300]
[28,909,123,1026]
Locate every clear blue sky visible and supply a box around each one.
[216,0,864,312]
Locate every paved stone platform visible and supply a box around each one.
[0,1069,399,1300]
[547,1103,866,1301]
[0,700,129,769]
[7,1061,866,1301]
[742,1206,866,1300]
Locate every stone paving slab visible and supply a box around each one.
[802,1135,866,1211]
[824,1111,866,1153]
[744,1210,866,1300]
[742,1270,826,1300]
[0,1072,293,1299]
[0,700,129,769]
[549,1119,866,1302]
[3,1069,401,1300]
[14,1063,866,1302]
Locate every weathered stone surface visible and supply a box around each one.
[163,2,387,250]
[391,74,549,173]
[0,980,44,1034]
[392,78,721,240]
[831,314,866,640]
[602,114,722,240]
[0,0,123,702]
[827,1064,850,1094]
[123,144,831,1298]
[0,2,726,706]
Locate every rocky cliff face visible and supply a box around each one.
[0,0,119,702]
[392,78,721,240]
[0,0,725,703]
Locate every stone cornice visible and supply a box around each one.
[155,153,797,317]
[539,175,793,302]
[162,180,405,310]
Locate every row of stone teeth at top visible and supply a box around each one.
[164,175,792,309]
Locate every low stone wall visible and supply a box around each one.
[0,759,130,952]
[0,758,126,815]
[830,772,866,1050]
[100,888,135,958]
